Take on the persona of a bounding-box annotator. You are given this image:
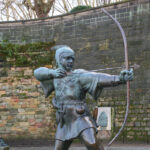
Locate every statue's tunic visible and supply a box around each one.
[53,69,102,140]
[35,68,120,141]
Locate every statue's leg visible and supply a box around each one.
[54,139,72,150]
[80,128,104,150]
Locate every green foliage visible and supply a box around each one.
[0,41,55,67]
[70,5,92,13]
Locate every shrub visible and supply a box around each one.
[70,5,92,13]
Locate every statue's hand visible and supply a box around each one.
[52,68,66,78]
[119,68,134,82]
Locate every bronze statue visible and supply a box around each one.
[0,138,9,149]
[34,45,133,150]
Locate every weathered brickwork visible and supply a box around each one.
[0,0,150,142]
[0,66,56,140]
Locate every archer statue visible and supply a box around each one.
[34,45,133,150]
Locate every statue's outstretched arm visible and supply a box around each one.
[97,69,133,87]
[97,73,121,87]
[80,72,121,88]
[80,69,133,88]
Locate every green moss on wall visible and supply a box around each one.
[0,41,55,67]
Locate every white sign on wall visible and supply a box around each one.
[96,107,111,130]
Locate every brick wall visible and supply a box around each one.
[0,0,150,142]
[0,66,56,139]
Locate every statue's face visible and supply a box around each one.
[59,52,75,72]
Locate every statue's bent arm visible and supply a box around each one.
[34,67,54,81]
[34,67,55,98]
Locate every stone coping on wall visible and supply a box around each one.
[0,0,148,26]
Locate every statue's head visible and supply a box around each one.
[55,46,75,72]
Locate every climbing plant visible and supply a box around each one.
[0,41,55,67]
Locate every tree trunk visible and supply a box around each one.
[23,0,55,18]
[34,0,55,18]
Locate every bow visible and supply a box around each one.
[101,8,130,146]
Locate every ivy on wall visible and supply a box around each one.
[0,41,55,67]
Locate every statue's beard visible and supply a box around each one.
[65,65,73,71]
[58,63,73,72]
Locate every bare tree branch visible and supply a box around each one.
[0,0,125,21]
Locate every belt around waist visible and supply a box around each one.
[57,100,85,105]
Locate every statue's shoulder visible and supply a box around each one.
[73,69,88,74]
